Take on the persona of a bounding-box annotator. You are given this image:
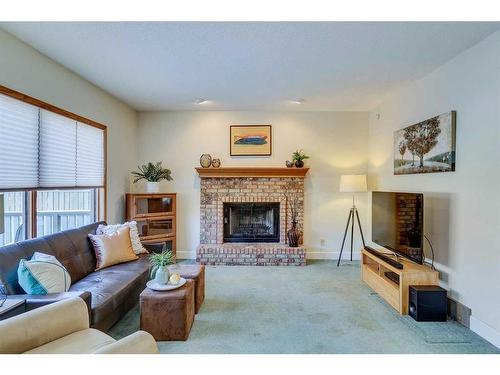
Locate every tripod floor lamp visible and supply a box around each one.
[337,174,367,266]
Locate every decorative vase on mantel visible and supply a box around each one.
[211,158,221,168]
[154,265,170,285]
[200,154,212,168]
[146,181,160,193]
[287,221,300,248]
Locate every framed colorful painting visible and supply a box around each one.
[230,125,272,156]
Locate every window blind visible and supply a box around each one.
[39,110,78,187]
[0,95,39,189]
[0,93,105,189]
[76,122,105,187]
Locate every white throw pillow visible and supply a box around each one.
[97,221,148,255]
[17,252,71,294]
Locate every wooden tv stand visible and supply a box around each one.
[361,248,439,314]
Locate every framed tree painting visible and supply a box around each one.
[394,111,456,175]
[230,125,272,156]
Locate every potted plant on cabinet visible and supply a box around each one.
[149,247,175,285]
[292,149,309,168]
[131,161,173,193]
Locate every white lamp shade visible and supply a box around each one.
[0,194,4,235]
[339,174,367,193]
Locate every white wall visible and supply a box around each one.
[367,30,500,345]
[0,29,138,224]
[136,111,369,260]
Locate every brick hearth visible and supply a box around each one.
[196,173,306,266]
[197,243,306,266]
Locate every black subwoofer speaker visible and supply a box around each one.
[409,285,447,322]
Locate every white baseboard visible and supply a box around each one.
[470,316,500,349]
[306,250,361,260]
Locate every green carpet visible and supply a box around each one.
[109,260,499,354]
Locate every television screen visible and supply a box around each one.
[372,191,424,264]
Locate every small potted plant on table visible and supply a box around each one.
[132,161,173,193]
[149,248,175,285]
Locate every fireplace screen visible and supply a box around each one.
[223,202,280,243]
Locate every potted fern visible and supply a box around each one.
[132,162,173,193]
[149,248,175,285]
[292,149,309,168]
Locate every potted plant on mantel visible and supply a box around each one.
[131,162,173,193]
[292,149,309,168]
[149,247,175,285]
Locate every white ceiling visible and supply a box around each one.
[1,22,499,111]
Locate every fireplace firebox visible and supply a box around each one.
[223,202,280,243]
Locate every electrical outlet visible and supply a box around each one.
[320,239,326,247]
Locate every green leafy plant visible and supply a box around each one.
[131,162,173,183]
[292,149,309,162]
[149,247,175,278]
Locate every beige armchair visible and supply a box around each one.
[0,297,159,354]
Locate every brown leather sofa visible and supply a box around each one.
[0,222,152,332]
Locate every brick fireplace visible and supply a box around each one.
[195,167,308,266]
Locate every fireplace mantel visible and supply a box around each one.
[195,167,309,178]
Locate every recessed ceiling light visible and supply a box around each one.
[290,98,305,104]
[195,98,208,104]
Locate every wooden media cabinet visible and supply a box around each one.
[126,193,177,255]
[361,248,439,314]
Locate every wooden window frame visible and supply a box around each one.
[27,188,101,239]
[0,84,108,226]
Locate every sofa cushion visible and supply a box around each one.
[88,227,138,270]
[97,221,148,255]
[0,222,104,294]
[24,328,115,354]
[17,252,71,294]
[69,255,150,327]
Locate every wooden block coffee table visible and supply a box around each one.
[140,279,195,341]
[169,264,205,313]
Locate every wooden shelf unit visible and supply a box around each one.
[361,248,439,314]
[126,193,177,255]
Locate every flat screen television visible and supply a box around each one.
[372,191,424,264]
